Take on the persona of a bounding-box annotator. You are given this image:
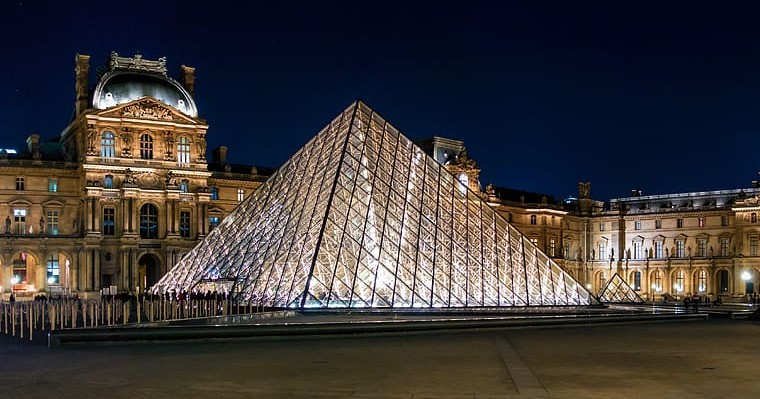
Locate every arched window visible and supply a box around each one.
[719,270,729,292]
[530,215,537,225]
[652,270,662,292]
[674,269,685,293]
[177,136,191,165]
[696,270,707,293]
[139,204,159,239]
[101,131,115,158]
[140,134,153,159]
[633,271,641,291]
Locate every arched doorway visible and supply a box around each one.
[137,254,161,292]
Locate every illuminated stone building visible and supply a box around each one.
[484,181,760,301]
[0,52,270,298]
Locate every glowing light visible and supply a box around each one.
[11,276,20,284]
[47,277,56,284]
[742,271,752,281]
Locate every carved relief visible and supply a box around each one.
[109,51,167,76]
[135,171,163,190]
[122,101,175,121]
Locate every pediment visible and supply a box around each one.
[42,199,66,208]
[95,98,200,124]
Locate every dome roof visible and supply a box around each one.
[92,70,198,117]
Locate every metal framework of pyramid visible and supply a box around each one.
[154,101,597,308]
[597,273,644,303]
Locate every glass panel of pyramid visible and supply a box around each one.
[154,100,598,308]
[597,273,644,303]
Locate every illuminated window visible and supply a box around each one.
[564,242,570,259]
[597,272,606,290]
[530,215,537,225]
[104,174,113,189]
[140,133,153,159]
[698,217,705,227]
[633,272,641,291]
[549,238,556,257]
[654,241,663,259]
[600,222,605,231]
[48,178,58,192]
[139,204,159,239]
[720,237,729,257]
[46,210,59,236]
[180,179,189,193]
[634,220,641,230]
[237,188,245,202]
[697,238,707,257]
[177,136,191,165]
[676,240,685,258]
[677,218,683,228]
[529,237,539,247]
[210,187,219,200]
[180,210,191,238]
[103,208,115,236]
[655,219,662,229]
[13,209,26,235]
[15,176,24,191]
[674,270,685,292]
[209,216,221,230]
[599,241,607,260]
[751,236,758,256]
[101,131,115,158]
[696,270,707,292]
[653,270,662,291]
[46,252,59,285]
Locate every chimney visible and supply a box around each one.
[212,146,227,165]
[27,134,40,159]
[75,54,90,116]
[180,65,196,96]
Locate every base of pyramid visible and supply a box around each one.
[48,305,706,346]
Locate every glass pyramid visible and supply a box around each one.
[154,101,597,308]
[597,273,644,303]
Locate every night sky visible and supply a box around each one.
[3,1,760,202]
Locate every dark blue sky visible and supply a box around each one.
[3,1,760,201]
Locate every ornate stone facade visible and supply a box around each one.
[0,53,271,299]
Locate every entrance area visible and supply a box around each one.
[138,254,161,292]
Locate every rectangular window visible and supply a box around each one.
[677,218,683,228]
[633,272,641,291]
[599,242,607,260]
[529,237,539,247]
[103,208,115,236]
[16,177,24,191]
[47,252,59,284]
[530,215,537,225]
[564,242,570,259]
[655,219,662,229]
[721,237,729,257]
[676,240,685,258]
[549,238,556,257]
[654,241,663,259]
[721,215,729,226]
[633,242,642,259]
[209,216,221,230]
[237,188,245,202]
[697,238,707,257]
[180,210,191,238]
[48,178,58,192]
[600,222,606,231]
[751,236,758,256]
[699,217,705,227]
[634,220,641,230]
[46,210,59,236]
[13,209,26,235]
[211,187,219,200]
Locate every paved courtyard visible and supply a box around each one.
[1,319,758,398]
